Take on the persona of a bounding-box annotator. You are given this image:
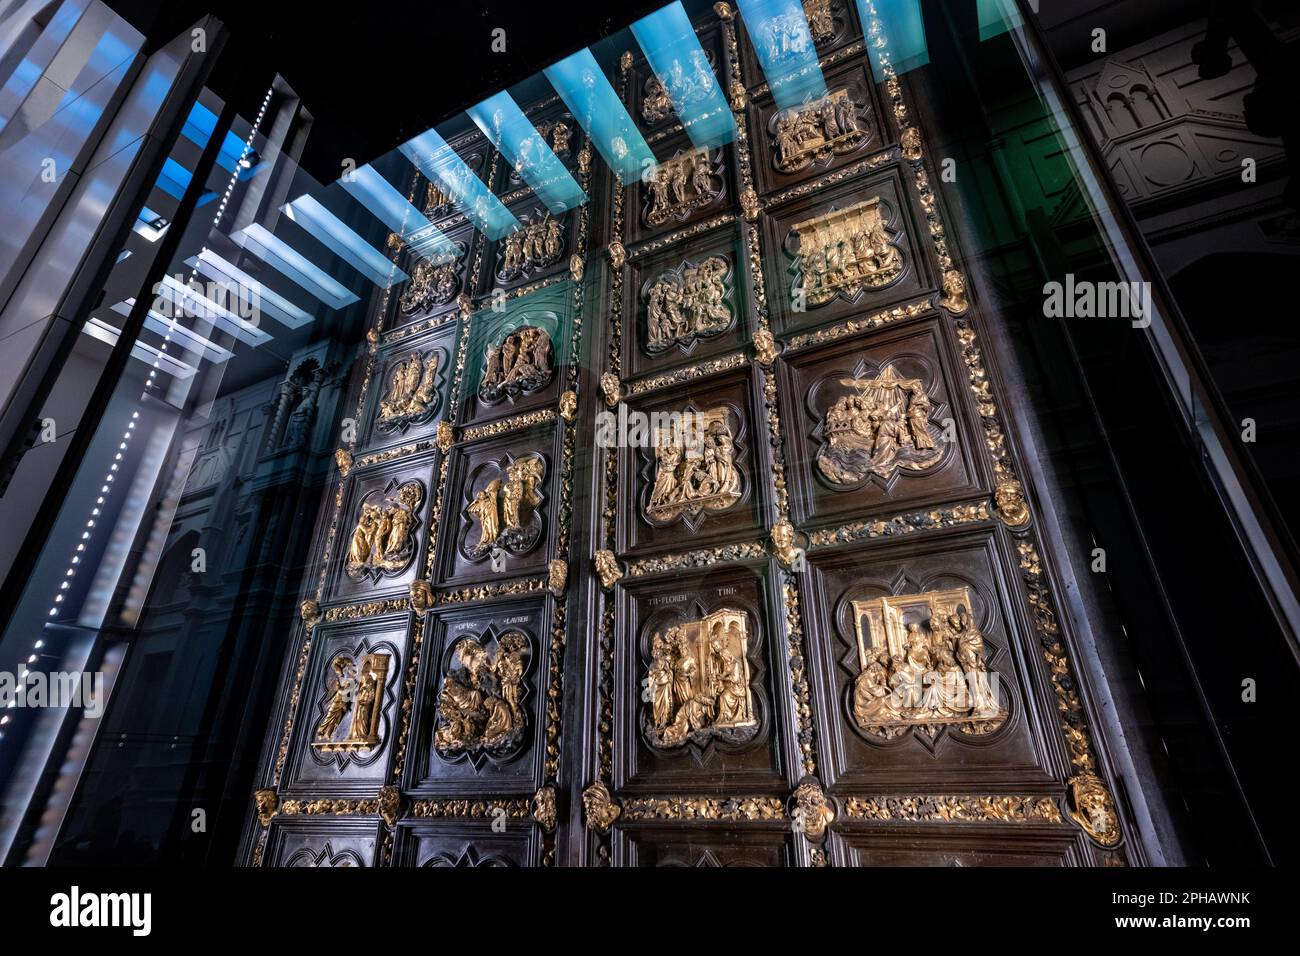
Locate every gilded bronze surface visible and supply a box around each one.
[816,365,943,484]
[399,256,459,314]
[313,652,391,753]
[645,255,731,352]
[791,197,903,306]
[434,631,530,759]
[345,481,424,580]
[644,608,757,748]
[498,214,565,281]
[645,406,742,522]
[479,325,554,404]
[851,587,1006,738]
[377,349,440,432]
[772,90,865,173]
[465,455,545,559]
[645,150,719,226]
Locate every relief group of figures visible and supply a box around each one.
[646,615,755,748]
[853,604,1004,736]
[434,634,529,757]
[647,413,742,519]
[818,366,942,483]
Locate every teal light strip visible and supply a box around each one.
[468,91,587,213]
[400,129,520,241]
[282,194,408,288]
[736,0,827,110]
[630,1,736,150]
[544,48,656,183]
[856,0,929,81]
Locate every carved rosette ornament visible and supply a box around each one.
[753,328,779,367]
[254,788,278,827]
[939,269,969,315]
[532,785,558,833]
[437,420,455,453]
[378,785,403,828]
[595,550,623,590]
[791,779,835,842]
[548,558,568,597]
[1069,773,1121,846]
[409,580,433,617]
[299,599,321,629]
[600,372,621,407]
[583,782,621,833]
[559,390,578,423]
[335,448,353,477]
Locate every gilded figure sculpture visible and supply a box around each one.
[465,456,545,560]
[479,325,554,403]
[645,407,742,523]
[644,609,757,748]
[791,197,903,306]
[850,587,1006,738]
[377,349,440,432]
[816,365,943,484]
[345,481,424,580]
[640,50,715,125]
[771,89,865,173]
[644,150,718,226]
[424,181,452,218]
[434,632,530,760]
[313,652,391,753]
[399,256,459,314]
[498,213,565,281]
[803,0,835,44]
[644,256,731,352]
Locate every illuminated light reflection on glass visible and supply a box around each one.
[468,91,586,213]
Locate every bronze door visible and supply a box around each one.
[245,0,1137,868]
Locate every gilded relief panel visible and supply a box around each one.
[802,531,1054,792]
[761,168,929,335]
[391,822,540,867]
[737,0,861,89]
[617,366,766,557]
[359,323,455,453]
[493,102,582,198]
[394,224,475,324]
[435,421,559,589]
[778,320,984,529]
[406,596,550,797]
[626,22,729,139]
[615,567,791,794]
[461,290,568,425]
[625,136,734,246]
[280,619,408,797]
[623,221,750,381]
[325,455,434,604]
[749,59,883,196]
[419,133,490,226]
[488,199,575,293]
